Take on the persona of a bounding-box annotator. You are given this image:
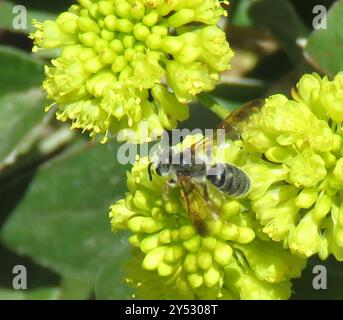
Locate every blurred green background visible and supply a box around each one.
[0,0,343,300]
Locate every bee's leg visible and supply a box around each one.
[202,184,210,201]
[162,179,176,201]
[162,183,170,201]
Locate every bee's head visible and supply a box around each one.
[148,161,170,181]
[156,162,171,176]
[148,147,175,181]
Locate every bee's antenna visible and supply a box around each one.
[148,162,154,181]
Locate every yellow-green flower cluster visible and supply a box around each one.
[110,138,305,299]
[240,72,343,260]
[30,0,233,143]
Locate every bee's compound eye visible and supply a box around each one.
[155,167,162,176]
[155,163,170,177]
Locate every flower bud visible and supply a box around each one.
[142,247,166,270]
[141,234,160,253]
[214,242,233,266]
[295,188,318,209]
[204,266,221,287]
[289,213,321,257]
[188,273,204,289]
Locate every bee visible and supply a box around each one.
[148,99,264,235]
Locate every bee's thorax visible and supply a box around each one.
[155,150,251,197]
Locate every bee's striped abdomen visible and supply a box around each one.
[207,163,251,197]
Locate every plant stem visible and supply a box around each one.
[197,93,230,120]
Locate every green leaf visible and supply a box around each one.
[0,47,46,170]
[0,288,25,300]
[0,287,61,300]
[0,89,45,169]
[1,141,131,299]
[231,0,254,27]
[249,0,309,68]
[94,251,132,300]
[305,0,343,76]
[26,287,61,300]
[59,276,93,300]
[0,46,44,96]
[0,1,56,33]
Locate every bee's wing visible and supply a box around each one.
[188,99,265,156]
[216,98,265,141]
[179,177,220,236]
